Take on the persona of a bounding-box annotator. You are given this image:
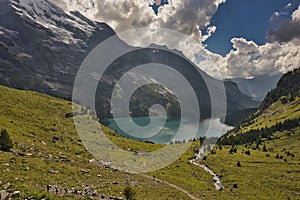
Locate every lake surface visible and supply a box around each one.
[101,117,233,144]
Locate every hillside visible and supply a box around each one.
[0,79,299,199]
[196,68,300,199]
[0,85,228,200]
[219,68,300,145]
[0,85,174,199]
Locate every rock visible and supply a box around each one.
[0,190,10,200]
[3,183,11,190]
[80,169,89,173]
[17,152,25,157]
[11,191,20,197]
[51,136,60,143]
[48,170,59,174]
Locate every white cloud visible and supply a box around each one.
[202,25,217,42]
[50,0,300,79]
[51,0,225,40]
[204,37,300,78]
[292,5,300,21]
[285,3,292,9]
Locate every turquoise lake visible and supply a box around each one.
[101,117,233,144]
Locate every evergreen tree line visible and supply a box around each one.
[259,68,300,112]
[218,117,300,145]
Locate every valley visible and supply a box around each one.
[0,66,299,199]
[0,0,300,199]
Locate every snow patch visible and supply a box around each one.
[9,0,96,44]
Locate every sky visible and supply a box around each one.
[52,0,300,79]
[204,0,300,56]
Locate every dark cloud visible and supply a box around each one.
[268,19,300,43]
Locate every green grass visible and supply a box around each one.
[196,95,300,199]
[200,127,300,200]
[1,85,300,200]
[0,85,202,199]
[241,97,300,132]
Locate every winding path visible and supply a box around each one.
[139,174,201,200]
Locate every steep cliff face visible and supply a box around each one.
[0,0,115,98]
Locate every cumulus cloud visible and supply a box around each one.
[50,0,226,78]
[197,6,300,79]
[203,37,300,78]
[268,5,300,43]
[50,0,300,79]
[202,25,217,42]
[51,0,225,40]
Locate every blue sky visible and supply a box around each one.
[58,0,300,78]
[203,0,300,56]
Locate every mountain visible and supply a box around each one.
[219,68,300,145]
[0,0,259,120]
[228,73,282,101]
[0,0,115,98]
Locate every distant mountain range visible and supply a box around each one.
[227,74,282,102]
[0,0,259,120]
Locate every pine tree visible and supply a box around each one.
[0,129,13,152]
[123,187,136,200]
[263,143,268,152]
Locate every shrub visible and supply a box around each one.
[237,161,241,167]
[0,129,13,151]
[263,143,268,152]
[245,150,251,156]
[229,146,237,154]
[123,187,136,200]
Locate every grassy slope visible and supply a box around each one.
[2,84,299,200]
[0,85,215,200]
[241,97,300,133]
[201,127,300,199]
[200,95,300,199]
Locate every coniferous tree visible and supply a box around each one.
[123,187,136,200]
[0,129,13,152]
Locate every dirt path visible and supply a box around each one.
[139,174,201,200]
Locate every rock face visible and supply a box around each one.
[0,0,115,98]
[0,0,259,120]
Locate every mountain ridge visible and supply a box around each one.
[0,0,259,120]
[219,67,300,145]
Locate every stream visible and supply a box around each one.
[189,148,224,191]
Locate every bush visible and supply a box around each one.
[229,146,237,154]
[123,187,136,200]
[0,129,13,151]
[237,161,241,167]
[245,150,251,156]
